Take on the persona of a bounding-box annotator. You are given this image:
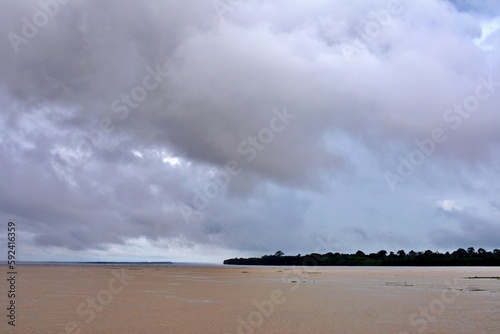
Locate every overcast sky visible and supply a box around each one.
[1,0,500,263]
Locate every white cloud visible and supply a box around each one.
[473,16,500,50]
[438,199,461,212]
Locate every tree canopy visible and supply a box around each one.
[223,247,500,266]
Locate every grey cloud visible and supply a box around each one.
[491,200,500,211]
[430,209,500,249]
[1,0,500,260]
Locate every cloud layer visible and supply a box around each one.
[1,0,500,262]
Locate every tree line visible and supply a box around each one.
[223,247,500,266]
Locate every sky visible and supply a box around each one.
[1,0,500,263]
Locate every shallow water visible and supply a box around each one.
[1,265,499,333]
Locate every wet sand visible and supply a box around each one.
[1,265,499,333]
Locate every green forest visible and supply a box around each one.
[224,247,500,266]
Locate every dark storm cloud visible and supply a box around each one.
[1,0,499,260]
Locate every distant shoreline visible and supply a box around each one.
[224,248,500,266]
[0,261,224,266]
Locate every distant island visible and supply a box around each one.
[223,248,500,266]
